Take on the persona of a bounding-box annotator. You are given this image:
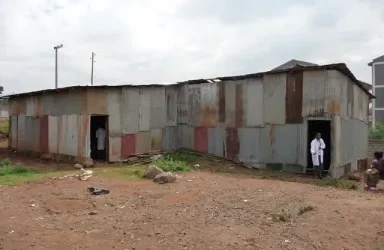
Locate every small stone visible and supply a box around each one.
[30,204,35,207]
[243,200,248,203]
[144,165,163,179]
[153,172,177,184]
[89,211,98,215]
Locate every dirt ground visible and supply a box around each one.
[1,154,384,249]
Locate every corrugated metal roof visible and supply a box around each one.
[3,63,374,99]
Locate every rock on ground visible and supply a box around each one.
[40,153,54,161]
[144,165,163,179]
[153,172,177,184]
[74,163,83,169]
[75,157,94,168]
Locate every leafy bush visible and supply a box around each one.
[369,123,384,139]
[154,152,197,172]
[0,120,9,137]
[0,160,36,176]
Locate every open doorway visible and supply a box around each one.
[90,115,108,162]
[307,120,331,173]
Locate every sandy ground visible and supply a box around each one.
[1,166,384,250]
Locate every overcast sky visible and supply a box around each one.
[0,0,383,95]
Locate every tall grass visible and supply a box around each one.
[154,152,198,172]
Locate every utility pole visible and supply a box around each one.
[53,44,63,89]
[90,52,95,85]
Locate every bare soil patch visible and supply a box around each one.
[1,165,384,250]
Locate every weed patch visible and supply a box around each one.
[315,177,358,190]
[271,210,291,222]
[0,159,40,185]
[154,152,197,172]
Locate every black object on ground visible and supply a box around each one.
[87,187,110,195]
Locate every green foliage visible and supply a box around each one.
[315,177,358,190]
[0,159,40,185]
[0,120,9,137]
[154,152,197,172]
[369,122,384,139]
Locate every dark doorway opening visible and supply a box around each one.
[90,115,108,162]
[307,120,331,173]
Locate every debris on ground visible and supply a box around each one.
[30,204,36,207]
[53,168,93,181]
[87,187,110,195]
[122,150,165,165]
[144,165,164,179]
[153,172,177,184]
[79,168,93,181]
[348,171,362,182]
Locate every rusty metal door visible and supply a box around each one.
[286,71,303,123]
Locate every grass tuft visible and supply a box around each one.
[271,211,291,222]
[315,177,358,190]
[0,159,40,185]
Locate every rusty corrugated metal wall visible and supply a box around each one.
[8,67,369,175]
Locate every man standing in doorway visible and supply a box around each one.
[96,126,106,160]
[310,132,326,179]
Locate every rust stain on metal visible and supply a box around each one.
[151,129,163,151]
[39,115,49,153]
[225,127,239,161]
[327,99,341,115]
[285,71,303,123]
[86,88,107,115]
[121,134,136,158]
[235,84,243,127]
[35,96,44,117]
[77,115,89,157]
[10,99,19,115]
[357,158,368,172]
[194,127,208,153]
[269,125,275,154]
[218,83,225,123]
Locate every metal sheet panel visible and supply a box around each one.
[77,115,90,158]
[42,94,56,115]
[121,134,136,158]
[347,79,354,118]
[10,116,17,149]
[165,86,178,127]
[58,115,79,156]
[151,128,163,151]
[139,88,151,131]
[107,88,121,136]
[189,84,201,126]
[260,124,299,164]
[194,127,208,153]
[238,128,260,165]
[120,87,139,134]
[325,70,344,116]
[341,118,353,166]
[150,87,166,129]
[208,127,226,157]
[25,96,35,117]
[162,126,177,151]
[352,85,360,120]
[177,83,190,124]
[87,88,107,115]
[224,82,236,127]
[235,84,244,127]
[25,116,40,152]
[244,79,263,127]
[48,116,58,154]
[109,136,121,162]
[40,115,49,153]
[65,89,87,115]
[10,99,20,116]
[297,122,307,167]
[286,71,303,123]
[177,125,194,149]
[332,115,342,171]
[200,82,218,127]
[226,127,239,161]
[218,82,226,125]
[17,114,26,151]
[136,131,151,153]
[302,70,326,117]
[263,73,286,124]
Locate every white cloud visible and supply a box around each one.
[0,0,383,94]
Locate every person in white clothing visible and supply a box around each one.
[310,132,326,179]
[95,127,106,159]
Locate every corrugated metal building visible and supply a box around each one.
[6,63,373,178]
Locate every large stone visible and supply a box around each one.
[144,165,163,179]
[153,172,177,184]
[74,163,83,169]
[75,157,94,168]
